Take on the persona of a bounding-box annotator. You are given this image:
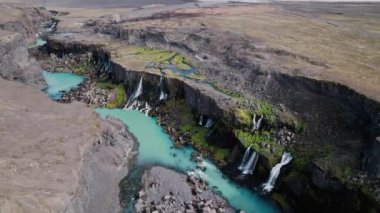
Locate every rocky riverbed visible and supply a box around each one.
[135,166,234,213]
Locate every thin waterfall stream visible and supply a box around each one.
[238,145,259,175]
[262,152,293,193]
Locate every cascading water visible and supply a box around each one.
[45,21,57,32]
[205,118,214,128]
[199,115,204,126]
[238,145,259,175]
[251,114,263,132]
[133,77,143,100]
[138,102,152,116]
[158,76,167,101]
[262,152,293,193]
[125,77,143,108]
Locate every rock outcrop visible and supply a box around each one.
[0,31,44,88]
[0,4,51,88]
[135,166,234,213]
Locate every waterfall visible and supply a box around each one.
[159,91,167,101]
[138,102,152,116]
[238,146,259,175]
[158,76,167,101]
[133,77,143,100]
[125,77,143,108]
[45,21,57,32]
[199,115,204,126]
[262,152,293,193]
[251,114,263,132]
[205,118,214,128]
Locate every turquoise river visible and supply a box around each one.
[43,71,279,213]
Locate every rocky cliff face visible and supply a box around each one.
[0,4,51,88]
[66,118,135,213]
[0,78,135,213]
[364,114,380,177]
[0,4,51,38]
[0,32,44,88]
[42,32,380,211]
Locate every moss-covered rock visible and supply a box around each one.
[235,108,252,127]
[72,62,91,75]
[106,84,126,109]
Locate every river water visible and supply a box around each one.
[42,71,84,100]
[43,72,279,213]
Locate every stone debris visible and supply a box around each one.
[134,167,234,213]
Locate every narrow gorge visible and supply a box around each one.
[1,2,380,213]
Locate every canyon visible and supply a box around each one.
[0,1,380,213]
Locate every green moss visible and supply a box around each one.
[212,148,230,161]
[171,54,191,70]
[191,127,209,150]
[234,129,272,148]
[187,73,207,81]
[106,84,126,109]
[179,123,193,132]
[190,127,230,161]
[254,101,276,125]
[234,129,284,166]
[235,108,252,127]
[97,80,117,89]
[131,46,193,71]
[72,63,90,75]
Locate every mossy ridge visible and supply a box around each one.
[106,84,126,109]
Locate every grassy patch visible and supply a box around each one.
[235,108,252,127]
[234,129,283,166]
[106,84,126,109]
[190,127,230,161]
[129,45,193,72]
[171,54,191,70]
[191,127,209,150]
[187,72,207,81]
[212,147,230,161]
[72,63,90,75]
[97,79,117,89]
[234,129,272,148]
